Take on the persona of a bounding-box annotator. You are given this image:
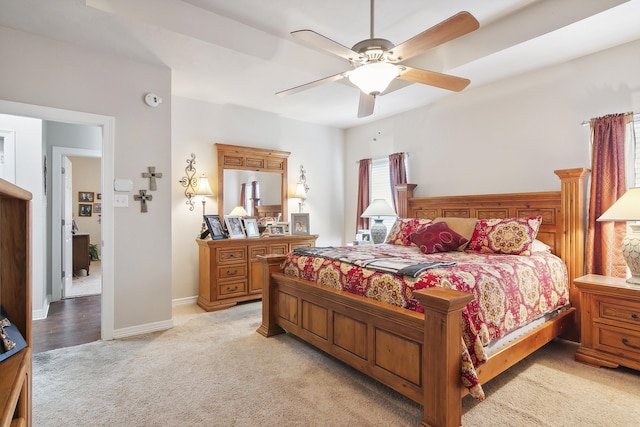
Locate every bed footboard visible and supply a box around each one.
[258,254,473,427]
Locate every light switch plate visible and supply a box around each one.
[114,194,128,207]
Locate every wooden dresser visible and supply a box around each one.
[574,274,640,371]
[72,233,91,275]
[0,179,32,426]
[197,234,318,311]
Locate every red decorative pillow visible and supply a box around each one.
[409,222,469,254]
[467,216,542,256]
[385,218,432,245]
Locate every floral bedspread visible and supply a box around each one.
[281,243,569,399]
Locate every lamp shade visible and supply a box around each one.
[361,199,396,218]
[293,182,307,199]
[597,188,640,221]
[348,62,399,96]
[228,206,247,217]
[195,175,214,197]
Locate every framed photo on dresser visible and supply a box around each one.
[291,213,310,235]
[225,216,246,239]
[243,218,260,238]
[204,214,227,240]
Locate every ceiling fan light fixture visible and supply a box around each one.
[348,62,399,96]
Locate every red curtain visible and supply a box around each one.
[356,158,371,231]
[388,152,407,212]
[586,112,632,277]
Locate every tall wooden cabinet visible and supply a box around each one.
[197,235,317,311]
[0,179,32,427]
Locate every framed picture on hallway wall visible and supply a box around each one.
[79,191,94,202]
[79,204,92,217]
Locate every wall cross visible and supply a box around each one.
[142,166,163,191]
[134,189,153,213]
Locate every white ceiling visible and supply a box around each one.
[1,0,640,128]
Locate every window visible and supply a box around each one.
[369,156,409,231]
[634,114,640,186]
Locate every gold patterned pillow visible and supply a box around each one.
[467,216,542,256]
[385,218,432,245]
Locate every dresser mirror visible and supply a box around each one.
[216,143,290,221]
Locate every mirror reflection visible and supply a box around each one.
[223,170,281,218]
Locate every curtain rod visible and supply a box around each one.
[581,112,637,126]
[355,152,409,164]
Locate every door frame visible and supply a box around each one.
[0,99,115,340]
[52,147,101,301]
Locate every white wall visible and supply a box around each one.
[343,39,640,242]
[0,26,173,333]
[171,97,344,300]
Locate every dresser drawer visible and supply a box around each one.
[218,280,247,298]
[594,323,640,358]
[217,264,247,280]
[250,246,268,261]
[216,247,247,264]
[269,243,288,255]
[595,295,640,327]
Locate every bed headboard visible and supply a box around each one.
[397,168,590,312]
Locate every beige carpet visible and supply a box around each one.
[66,260,102,298]
[33,301,640,426]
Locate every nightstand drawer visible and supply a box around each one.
[594,324,640,358]
[596,296,640,327]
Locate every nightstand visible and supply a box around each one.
[574,274,640,371]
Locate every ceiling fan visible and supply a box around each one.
[276,0,480,118]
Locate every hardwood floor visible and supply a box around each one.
[32,295,101,353]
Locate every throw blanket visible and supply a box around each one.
[292,246,456,278]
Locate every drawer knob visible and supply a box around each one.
[622,338,640,350]
[227,269,238,276]
[632,313,639,319]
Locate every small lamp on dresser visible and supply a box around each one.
[361,199,397,244]
[597,187,640,284]
[228,206,248,217]
[195,174,214,235]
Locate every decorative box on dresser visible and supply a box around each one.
[0,179,32,427]
[575,274,640,371]
[197,235,318,311]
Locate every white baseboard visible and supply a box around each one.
[172,296,198,306]
[113,319,174,339]
[32,297,50,321]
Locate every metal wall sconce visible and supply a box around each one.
[179,153,198,211]
[293,164,309,213]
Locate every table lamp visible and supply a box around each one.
[228,206,248,217]
[195,174,214,235]
[597,187,640,284]
[361,199,397,244]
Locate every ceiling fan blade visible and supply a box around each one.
[388,11,479,62]
[398,66,470,92]
[358,92,376,118]
[276,72,348,97]
[291,30,361,61]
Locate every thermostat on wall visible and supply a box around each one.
[114,178,133,192]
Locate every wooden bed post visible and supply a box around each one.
[413,288,474,427]
[555,167,589,341]
[396,184,417,218]
[256,255,287,337]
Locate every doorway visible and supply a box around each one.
[0,99,115,341]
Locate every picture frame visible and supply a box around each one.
[276,222,290,234]
[267,224,285,237]
[79,191,94,202]
[243,217,260,238]
[79,203,92,217]
[93,202,102,214]
[204,214,227,240]
[355,229,372,244]
[291,213,310,235]
[225,216,246,239]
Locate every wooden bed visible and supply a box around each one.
[257,168,589,427]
